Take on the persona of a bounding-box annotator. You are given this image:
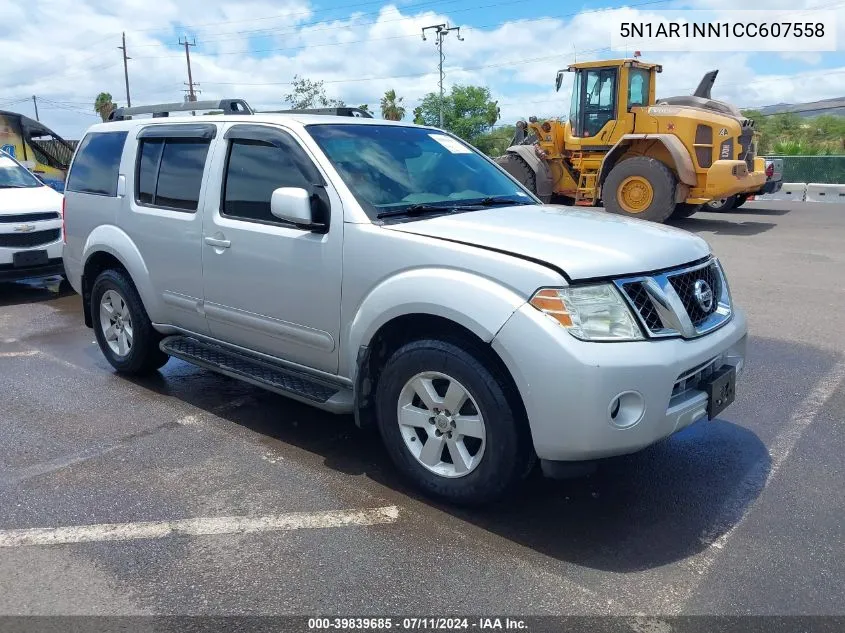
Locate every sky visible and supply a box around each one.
[0,0,843,139]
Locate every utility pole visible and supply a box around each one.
[179,37,199,104]
[118,32,132,107]
[421,24,463,128]
[31,96,39,121]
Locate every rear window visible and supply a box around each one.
[66,131,128,196]
[135,138,210,212]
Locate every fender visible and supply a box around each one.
[341,267,528,378]
[504,145,554,201]
[82,225,163,322]
[600,134,697,187]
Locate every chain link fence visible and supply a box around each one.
[764,156,845,184]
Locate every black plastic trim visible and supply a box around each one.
[137,124,217,140]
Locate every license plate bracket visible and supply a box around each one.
[13,250,48,268]
[706,365,736,419]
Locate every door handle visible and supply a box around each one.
[204,236,231,248]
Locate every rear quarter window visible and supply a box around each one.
[66,131,128,196]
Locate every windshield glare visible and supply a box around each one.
[307,124,535,219]
[0,155,42,188]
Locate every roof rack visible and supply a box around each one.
[263,107,374,119]
[109,98,253,121]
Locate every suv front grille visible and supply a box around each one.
[668,262,721,326]
[621,282,662,331]
[0,229,61,248]
[615,259,731,339]
[0,212,60,223]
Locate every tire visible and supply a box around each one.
[375,339,531,506]
[734,193,750,208]
[671,203,702,219]
[496,152,544,200]
[603,157,676,223]
[705,195,737,213]
[91,269,169,375]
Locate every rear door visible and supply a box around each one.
[122,124,217,334]
[199,123,343,374]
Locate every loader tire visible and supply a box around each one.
[604,157,676,223]
[497,152,538,198]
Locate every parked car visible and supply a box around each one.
[0,149,65,282]
[706,158,783,212]
[62,99,747,505]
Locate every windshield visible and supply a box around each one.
[0,154,42,189]
[307,124,536,220]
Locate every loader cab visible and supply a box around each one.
[556,59,660,148]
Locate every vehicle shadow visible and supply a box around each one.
[728,205,792,216]
[0,276,72,307]
[667,216,776,236]
[128,353,775,574]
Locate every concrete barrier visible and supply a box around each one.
[805,183,845,203]
[756,182,806,202]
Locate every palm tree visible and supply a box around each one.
[380,89,405,121]
[94,93,116,122]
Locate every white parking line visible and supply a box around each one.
[0,506,400,548]
[671,357,845,612]
[0,350,39,358]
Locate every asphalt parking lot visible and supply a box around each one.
[1,200,844,618]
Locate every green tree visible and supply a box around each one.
[472,125,516,157]
[416,85,500,144]
[413,106,425,125]
[380,89,406,121]
[94,92,116,122]
[283,75,345,109]
[357,104,371,115]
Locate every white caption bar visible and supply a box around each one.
[610,10,837,52]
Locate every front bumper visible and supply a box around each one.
[704,160,766,197]
[492,304,748,462]
[0,258,65,281]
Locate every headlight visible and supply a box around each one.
[529,284,643,341]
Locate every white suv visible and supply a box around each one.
[0,150,65,282]
[62,99,747,505]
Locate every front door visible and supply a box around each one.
[200,123,343,374]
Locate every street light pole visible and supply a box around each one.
[421,24,464,128]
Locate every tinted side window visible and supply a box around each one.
[222,140,312,223]
[135,138,210,212]
[137,139,163,204]
[66,131,128,196]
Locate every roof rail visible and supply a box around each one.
[109,98,253,121]
[263,107,374,119]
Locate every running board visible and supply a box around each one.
[160,336,353,413]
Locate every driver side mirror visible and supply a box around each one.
[555,70,565,92]
[270,187,315,227]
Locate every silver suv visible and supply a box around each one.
[62,99,747,505]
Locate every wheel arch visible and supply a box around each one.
[81,226,158,328]
[600,134,697,190]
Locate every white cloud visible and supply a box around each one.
[0,0,842,139]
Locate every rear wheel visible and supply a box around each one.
[672,203,702,219]
[603,157,676,223]
[375,339,531,505]
[91,269,169,375]
[706,195,737,213]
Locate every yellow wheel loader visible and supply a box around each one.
[495,59,767,222]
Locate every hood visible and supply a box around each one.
[0,185,63,215]
[384,205,711,281]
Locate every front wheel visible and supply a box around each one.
[91,269,169,375]
[375,339,531,505]
[733,193,750,208]
[706,195,737,213]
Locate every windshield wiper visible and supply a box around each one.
[0,184,32,189]
[474,196,534,206]
[376,204,458,219]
